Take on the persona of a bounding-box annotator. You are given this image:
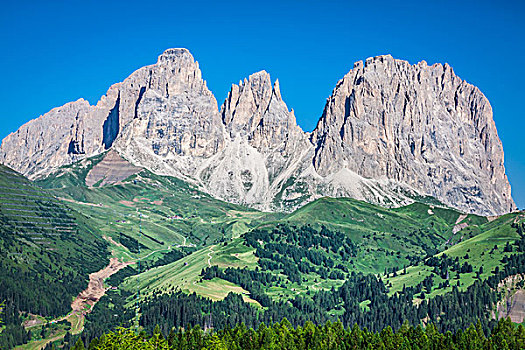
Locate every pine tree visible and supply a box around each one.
[71,338,85,350]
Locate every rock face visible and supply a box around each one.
[212,71,312,207]
[310,55,514,215]
[117,69,311,208]
[113,48,225,180]
[0,50,515,215]
[0,48,222,178]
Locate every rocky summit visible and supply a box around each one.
[0,49,515,216]
[310,55,514,216]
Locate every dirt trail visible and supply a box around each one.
[455,214,468,225]
[59,197,108,208]
[71,258,133,318]
[103,235,125,248]
[17,258,133,350]
[207,246,215,267]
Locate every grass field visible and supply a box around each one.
[385,212,523,300]
[278,197,482,274]
[36,156,282,268]
[122,239,259,304]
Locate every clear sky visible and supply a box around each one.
[1,0,524,208]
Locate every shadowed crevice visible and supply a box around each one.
[102,93,120,149]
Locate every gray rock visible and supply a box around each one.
[310,55,515,215]
[0,48,221,178]
[213,71,312,207]
[0,50,515,216]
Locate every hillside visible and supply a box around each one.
[0,165,109,349]
[386,212,524,298]
[36,152,282,257]
[110,207,525,344]
[5,153,525,349]
[118,198,524,333]
[117,197,483,306]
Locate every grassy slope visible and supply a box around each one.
[29,153,523,316]
[36,157,282,262]
[34,155,278,304]
[281,197,480,274]
[385,212,523,300]
[122,239,260,305]
[0,164,108,296]
[0,165,110,349]
[124,196,496,307]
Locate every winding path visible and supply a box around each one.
[207,246,215,267]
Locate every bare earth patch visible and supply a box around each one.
[103,235,125,248]
[85,150,141,187]
[22,314,44,328]
[71,258,133,318]
[17,258,133,350]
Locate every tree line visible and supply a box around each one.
[68,317,524,349]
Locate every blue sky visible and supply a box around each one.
[1,0,524,208]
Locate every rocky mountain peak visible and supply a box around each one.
[0,50,515,215]
[311,55,515,215]
[221,70,306,152]
[198,70,311,209]
[221,70,275,137]
[156,48,194,65]
[0,48,220,180]
[272,79,282,100]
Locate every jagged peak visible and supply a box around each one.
[248,70,270,80]
[44,98,91,117]
[359,55,457,77]
[156,48,195,66]
[239,70,272,93]
[335,55,465,93]
[364,54,394,66]
[224,70,290,113]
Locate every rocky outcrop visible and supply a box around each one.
[496,274,525,324]
[209,71,312,207]
[0,50,515,215]
[113,49,225,181]
[0,48,222,178]
[221,71,305,155]
[310,55,514,215]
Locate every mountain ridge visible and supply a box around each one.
[0,49,515,216]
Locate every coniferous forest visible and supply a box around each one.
[52,222,525,350]
[68,317,525,350]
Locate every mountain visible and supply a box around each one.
[310,55,514,216]
[0,49,515,215]
[0,48,224,181]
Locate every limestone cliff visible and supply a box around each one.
[0,50,515,215]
